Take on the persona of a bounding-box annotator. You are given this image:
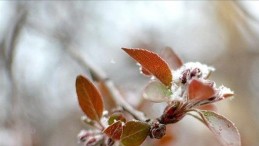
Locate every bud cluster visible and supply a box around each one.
[159,100,186,124]
[78,130,103,146]
[149,121,166,139]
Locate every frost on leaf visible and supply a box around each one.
[201,110,241,146]
[103,121,123,140]
[122,48,172,87]
[120,121,150,146]
[76,75,104,121]
[173,62,215,84]
[142,81,171,102]
[218,85,234,99]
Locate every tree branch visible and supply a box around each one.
[67,50,147,121]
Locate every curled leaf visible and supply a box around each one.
[103,121,123,140]
[76,75,104,121]
[160,47,183,70]
[201,110,241,146]
[218,85,234,99]
[142,81,171,102]
[121,121,150,146]
[138,64,152,76]
[188,79,215,102]
[122,48,172,87]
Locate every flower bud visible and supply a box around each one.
[85,134,103,146]
[180,69,190,84]
[149,121,166,139]
[78,130,92,142]
[107,138,115,146]
[159,101,186,124]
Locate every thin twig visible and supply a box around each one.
[186,113,204,124]
[185,109,208,126]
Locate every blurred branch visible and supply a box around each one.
[42,6,147,121]
[67,49,147,121]
[1,4,27,126]
[233,1,259,23]
[4,12,26,70]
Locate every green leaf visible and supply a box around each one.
[103,121,123,140]
[122,48,173,87]
[108,113,126,125]
[201,111,241,146]
[142,81,171,102]
[121,121,150,146]
[76,75,104,121]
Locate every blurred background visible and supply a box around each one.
[0,1,259,146]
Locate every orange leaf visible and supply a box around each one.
[188,79,215,102]
[103,121,123,140]
[160,47,183,70]
[122,48,172,87]
[76,75,104,121]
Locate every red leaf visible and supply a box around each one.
[76,75,104,121]
[122,48,172,87]
[200,111,241,146]
[121,121,150,146]
[188,79,215,102]
[103,121,123,140]
[160,47,183,70]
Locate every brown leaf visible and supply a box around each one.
[76,75,104,121]
[200,111,241,146]
[121,121,150,146]
[103,121,123,140]
[97,82,117,111]
[188,79,215,102]
[122,48,172,87]
[160,47,183,70]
